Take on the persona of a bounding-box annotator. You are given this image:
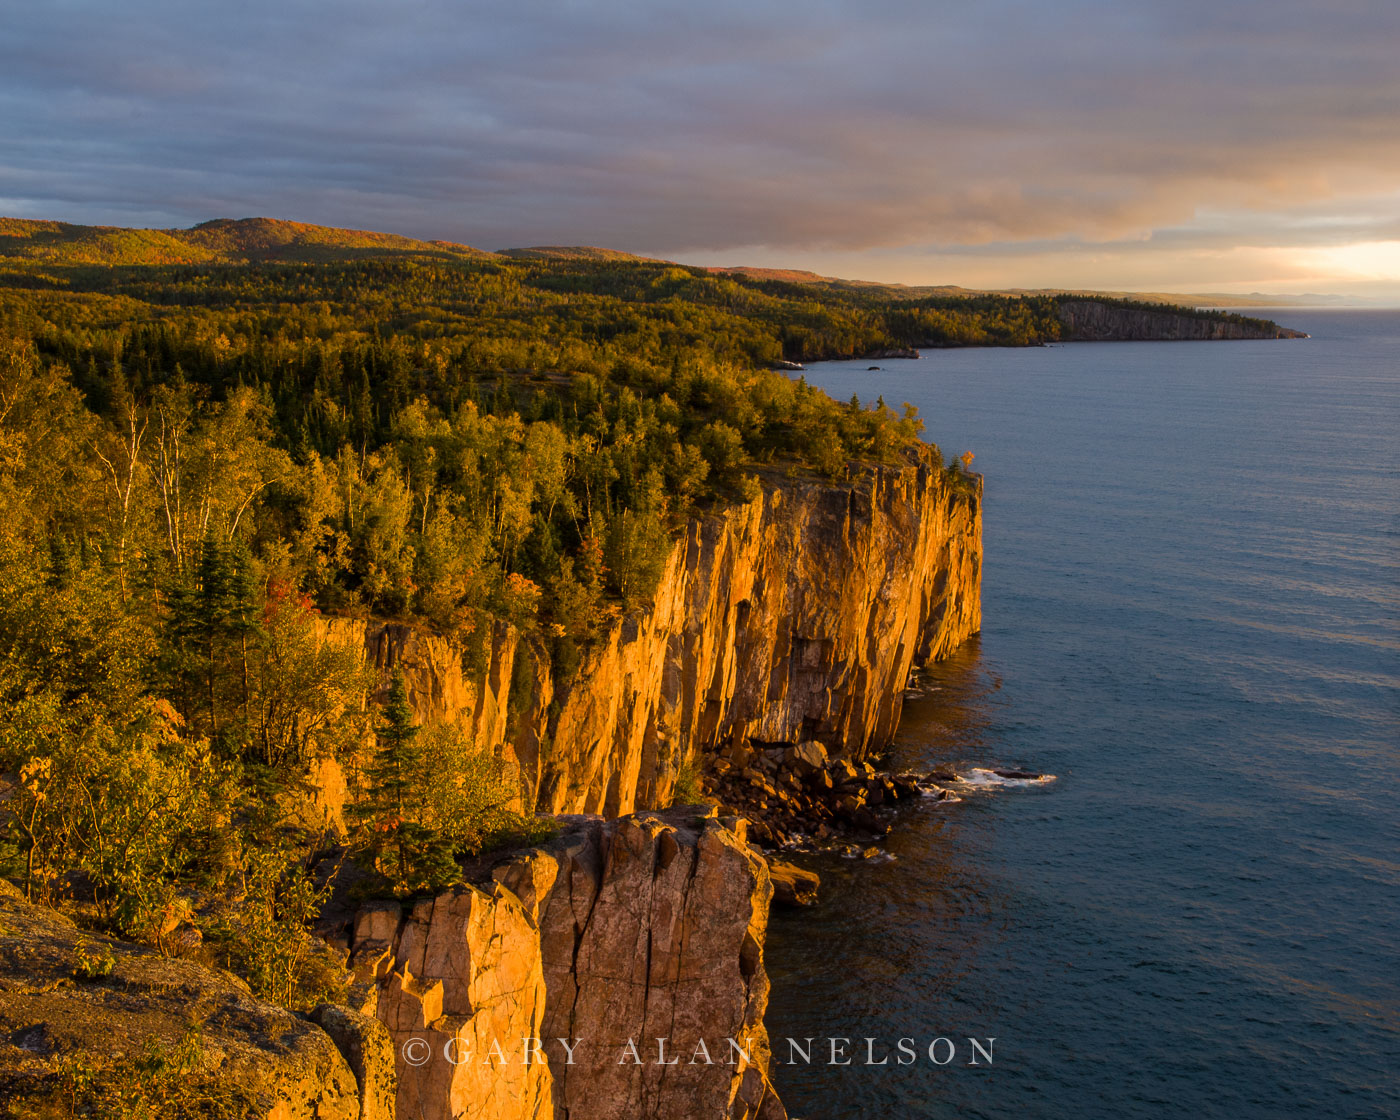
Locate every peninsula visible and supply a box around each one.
[0,216,1298,1119]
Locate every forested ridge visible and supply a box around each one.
[0,217,1280,1032]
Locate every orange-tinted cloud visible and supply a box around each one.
[2,0,1398,296]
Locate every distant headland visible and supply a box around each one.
[0,216,1304,356]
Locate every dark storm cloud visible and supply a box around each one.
[2,0,1398,255]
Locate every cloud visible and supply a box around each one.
[2,0,1399,290]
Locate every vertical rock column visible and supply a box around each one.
[359,885,554,1120]
[351,812,785,1120]
[536,813,784,1120]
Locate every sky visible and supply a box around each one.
[3,0,1399,301]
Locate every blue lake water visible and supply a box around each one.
[763,311,1400,1120]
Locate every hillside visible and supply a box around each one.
[498,245,665,262]
[2,217,1326,313]
[0,217,1083,363]
[0,216,488,265]
[0,212,972,1058]
[1058,299,1308,340]
[707,266,1329,309]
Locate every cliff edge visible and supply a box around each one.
[0,444,981,1120]
[0,879,393,1120]
[326,443,982,819]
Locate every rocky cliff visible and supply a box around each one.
[1057,299,1307,341]
[0,813,779,1120]
[348,811,783,1120]
[0,444,983,1120]
[322,444,982,818]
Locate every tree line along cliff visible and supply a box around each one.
[1055,299,1308,340]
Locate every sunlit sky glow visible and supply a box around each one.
[3,0,1398,302]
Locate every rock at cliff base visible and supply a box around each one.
[783,740,829,775]
[768,860,821,906]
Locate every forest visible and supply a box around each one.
[0,218,1274,1019]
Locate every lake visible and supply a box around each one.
[764,310,1400,1120]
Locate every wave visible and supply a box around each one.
[956,767,1058,789]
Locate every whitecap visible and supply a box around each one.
[959,767,1057,789]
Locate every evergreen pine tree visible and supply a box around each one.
[353,670,459,896]
[164,534,261,749]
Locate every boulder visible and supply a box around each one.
[767,861,821,907]
[782,740,828,775]
[835,794,864,818]
[892,776,921,799]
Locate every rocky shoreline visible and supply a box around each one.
[702,733,1050,850]
[701,737,940,850]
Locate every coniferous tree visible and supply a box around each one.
[164,535,261,747]
[352,670,458,896]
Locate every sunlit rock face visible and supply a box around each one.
[364,884,554,1120]
[322,444,982,817]
[329,448,980,1118]
[351,811,784,1120]
[0,448,979,1120]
